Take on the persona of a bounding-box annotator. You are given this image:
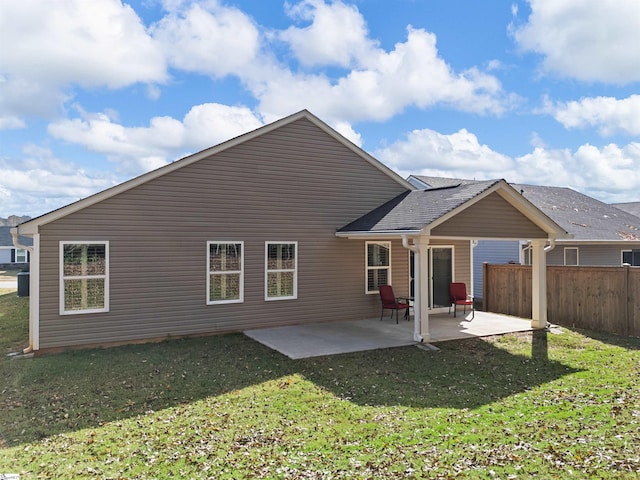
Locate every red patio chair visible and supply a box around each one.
[379,285,410,324]
[449,282,474,319]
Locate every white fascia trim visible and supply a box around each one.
[554,239,640,245]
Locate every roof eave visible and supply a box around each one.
[336,230,422,239]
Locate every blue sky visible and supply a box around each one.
[1,0,639,218]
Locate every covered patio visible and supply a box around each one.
[245,311,534,359]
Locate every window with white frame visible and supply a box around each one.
[60,242,109,314]
[564,247,579,266]
[15,248,28,263]
[622,249,640,266]
[208,241,244,304]
[366,241,391,293]
[265,242,297,300]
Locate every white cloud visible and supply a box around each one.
[512,143,640,202]
[257,24,517,123]
[280,0,377,68]
[0,147,117,217]
[331,121,362,147]
[549,95,640,137]
[181,103,264,148]
[514,0,640,83]
[151,1,260,77]
[47,103,263,176]
[0,0,166,122]
[376,127,514,179]
[376,127,640,203]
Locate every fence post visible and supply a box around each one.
[483,262,489,312]
[625,264,630,336]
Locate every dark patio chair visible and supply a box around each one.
[449,282,474,319]
[379,285,410,324]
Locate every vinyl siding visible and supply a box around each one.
[37,118,409,349]
[472,240,521,298]
[432,192,548,239]
[546,243,640,266]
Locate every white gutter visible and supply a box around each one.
[401,235,423,343]
[544,237,556,253]
[10,227,32,254]
[523,237,557,255]
[10,227,37,354]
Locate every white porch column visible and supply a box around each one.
[417,236,431,342]
[531,239,547,329]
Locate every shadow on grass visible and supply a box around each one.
[297,329,578,410]
[1,328,579,447]
[564,325,640,350]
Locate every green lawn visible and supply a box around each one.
[1,290,639,478]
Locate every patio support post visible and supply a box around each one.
[531,239,547,329]
[417,236,431,341]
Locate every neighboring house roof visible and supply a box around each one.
[0,226,32,248]
[407,175,478,189]
[409,176,640,243]
[613,202,640,218]
[17,110,414,235]
[511,184,640,242]
[338,179,566,238]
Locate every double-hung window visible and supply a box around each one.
[60,242,109,314]
[208,242,244,304]
[564,247,579,266]
[15,248,28,263]
[366,241,391,294]
[265,242,297,300]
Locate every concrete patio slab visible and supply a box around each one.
[245,311,534,359]
[245,318,416,359]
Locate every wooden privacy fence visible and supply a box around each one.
[483,264,640,337]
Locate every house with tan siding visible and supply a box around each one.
[13,111,566,353]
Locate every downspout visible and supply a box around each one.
[401,235,423,343]
[10,227,35,354]
[523,238,556,259]
[544,238,556,253]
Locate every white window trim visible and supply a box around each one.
[15,248,28,263]
[207,241,244,305]
[564,247,579,266]
[622,249,640,266]
[622,249,631,265]
[366,241,391,294]
[59,241,109,315]
[265,241,298,301]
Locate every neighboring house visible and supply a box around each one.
[613,202,640,218]
[512,184,640,267]
[0,226,32,268]
[409,176,640,299]
[14,111,566,353]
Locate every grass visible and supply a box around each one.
[0,291,639,478]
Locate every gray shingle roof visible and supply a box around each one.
[411,175,479,189]
[613,202,640,218]
[339,180,500,233]
[512,184,640,241]
[0,226,33,247]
